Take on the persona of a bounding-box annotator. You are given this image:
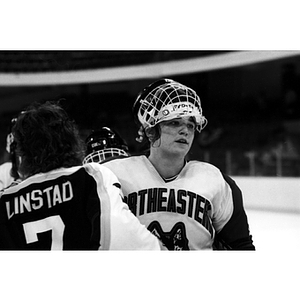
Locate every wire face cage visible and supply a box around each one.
[83,148,128,164]
[136,80,207,132]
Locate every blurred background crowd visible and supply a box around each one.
[0,50,300,177]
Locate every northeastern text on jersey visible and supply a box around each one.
[124,187,214,237]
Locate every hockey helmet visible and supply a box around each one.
[133,78,207,133]
[83,127,129,164]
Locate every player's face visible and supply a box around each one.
[154,116,195,157]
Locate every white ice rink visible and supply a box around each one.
[232,176,300,251]
[246,209,300,250]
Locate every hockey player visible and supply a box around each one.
[0,101,161,250]
[103,79,255,250]
[0,116,20,190]
[83,127,129,164]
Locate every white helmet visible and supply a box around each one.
[133,79,207,133]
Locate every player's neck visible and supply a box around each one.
[148,152,186,179]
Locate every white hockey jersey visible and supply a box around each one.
[104,156,234,250]
[0,162,14,191]
[0,162,160,250]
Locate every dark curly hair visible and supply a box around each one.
[12,101,86,178]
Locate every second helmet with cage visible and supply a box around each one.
[83,127,129,164]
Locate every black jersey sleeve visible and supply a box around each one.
[213,173,255,250]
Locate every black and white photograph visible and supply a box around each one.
[0,1,299,299]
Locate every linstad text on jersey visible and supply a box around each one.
[5,181,73,219]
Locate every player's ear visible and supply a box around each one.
[145,127,156,143]
[146,125,162,147]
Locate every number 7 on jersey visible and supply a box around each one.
[23,216,65,250]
